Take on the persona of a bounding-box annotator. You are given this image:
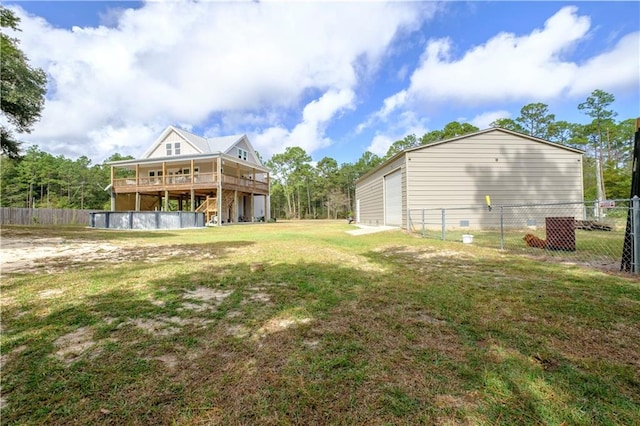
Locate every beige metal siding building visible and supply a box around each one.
[355,155,406,226]
[355,128,584,229]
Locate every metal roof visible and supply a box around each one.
[171,127,245,154]
[356,127,585,184]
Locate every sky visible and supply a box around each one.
[3,1,639,165]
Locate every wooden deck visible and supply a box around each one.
[113,172,269,195]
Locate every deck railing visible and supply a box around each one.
[113,173,268,192]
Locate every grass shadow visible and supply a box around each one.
[1,230,638,425]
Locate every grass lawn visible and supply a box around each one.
[1,221,639,425]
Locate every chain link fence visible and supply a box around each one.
[407,199,636,274]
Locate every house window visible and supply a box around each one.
[174,142,181,155]
[193,167,199,175]
[166,143,172,156]
[149,171,155,177]
[182,168,190,175]
[238,148,248,161]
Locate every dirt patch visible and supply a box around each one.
[184,287,233,303]
[150,354,179,370]
[127,318,181,336]
[124,315,214,336]
[227,324,251,338]
[180,287,234,312]
[53,327,96,364]
[248,293,271,302]
[254,316,312,339]
[38,289,65,299]
[245,287,271,303]
[0,236,225,275]
[1,238,122,274]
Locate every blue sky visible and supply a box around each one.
[5,1,639,165]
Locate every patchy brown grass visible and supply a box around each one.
[1,222,638,425]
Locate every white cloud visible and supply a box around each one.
[355,89,408,134]
[253,89,355,158]
[387,6,638,110]
[367,133,395,157]
[569,31,640,96]
[408,6,591,104]
[380,90,409,119]
[8,2,433,161]
[364,110,429,156]
[470,110,511,129]
[356,4,639,148]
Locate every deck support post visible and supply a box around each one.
[266,194,271,222]
[216,157,222,225]
[233,190,238,222]
[249,193,254,222]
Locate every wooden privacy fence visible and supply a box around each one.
[0,208,95,226]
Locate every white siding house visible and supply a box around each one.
[109,126,271,224]
[355,128,584,230]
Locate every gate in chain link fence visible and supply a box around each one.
[407,199,638,274]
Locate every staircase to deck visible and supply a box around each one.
[196,197,218,223]
[196,191,235,223]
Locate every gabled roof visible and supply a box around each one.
[174,128,248,155]
[108,125,268,170]
[356,127,584,184]
[206,134,247,154]
[405,127,584,155]
[141,125,251,159]
[171,127,210,153]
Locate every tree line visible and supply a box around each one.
[265,89,635,219]
[0,91,635,217]
[0,8,636,217]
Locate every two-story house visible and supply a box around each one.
[108,125,270,224]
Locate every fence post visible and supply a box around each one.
[500,206,504,250]
[421,209,425,238]
[633,196,640,274]
[441,208,446,241]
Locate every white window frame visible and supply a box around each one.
[166,143,172,156]
[174,142,181,155]
[238,148,248,161]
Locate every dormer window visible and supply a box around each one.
[166,142,181,156]
[238,148,248,161]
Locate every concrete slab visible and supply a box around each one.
[346,225,400,236]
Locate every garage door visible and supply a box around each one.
[384,170,402,226]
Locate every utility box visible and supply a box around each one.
[546,217,576,251]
